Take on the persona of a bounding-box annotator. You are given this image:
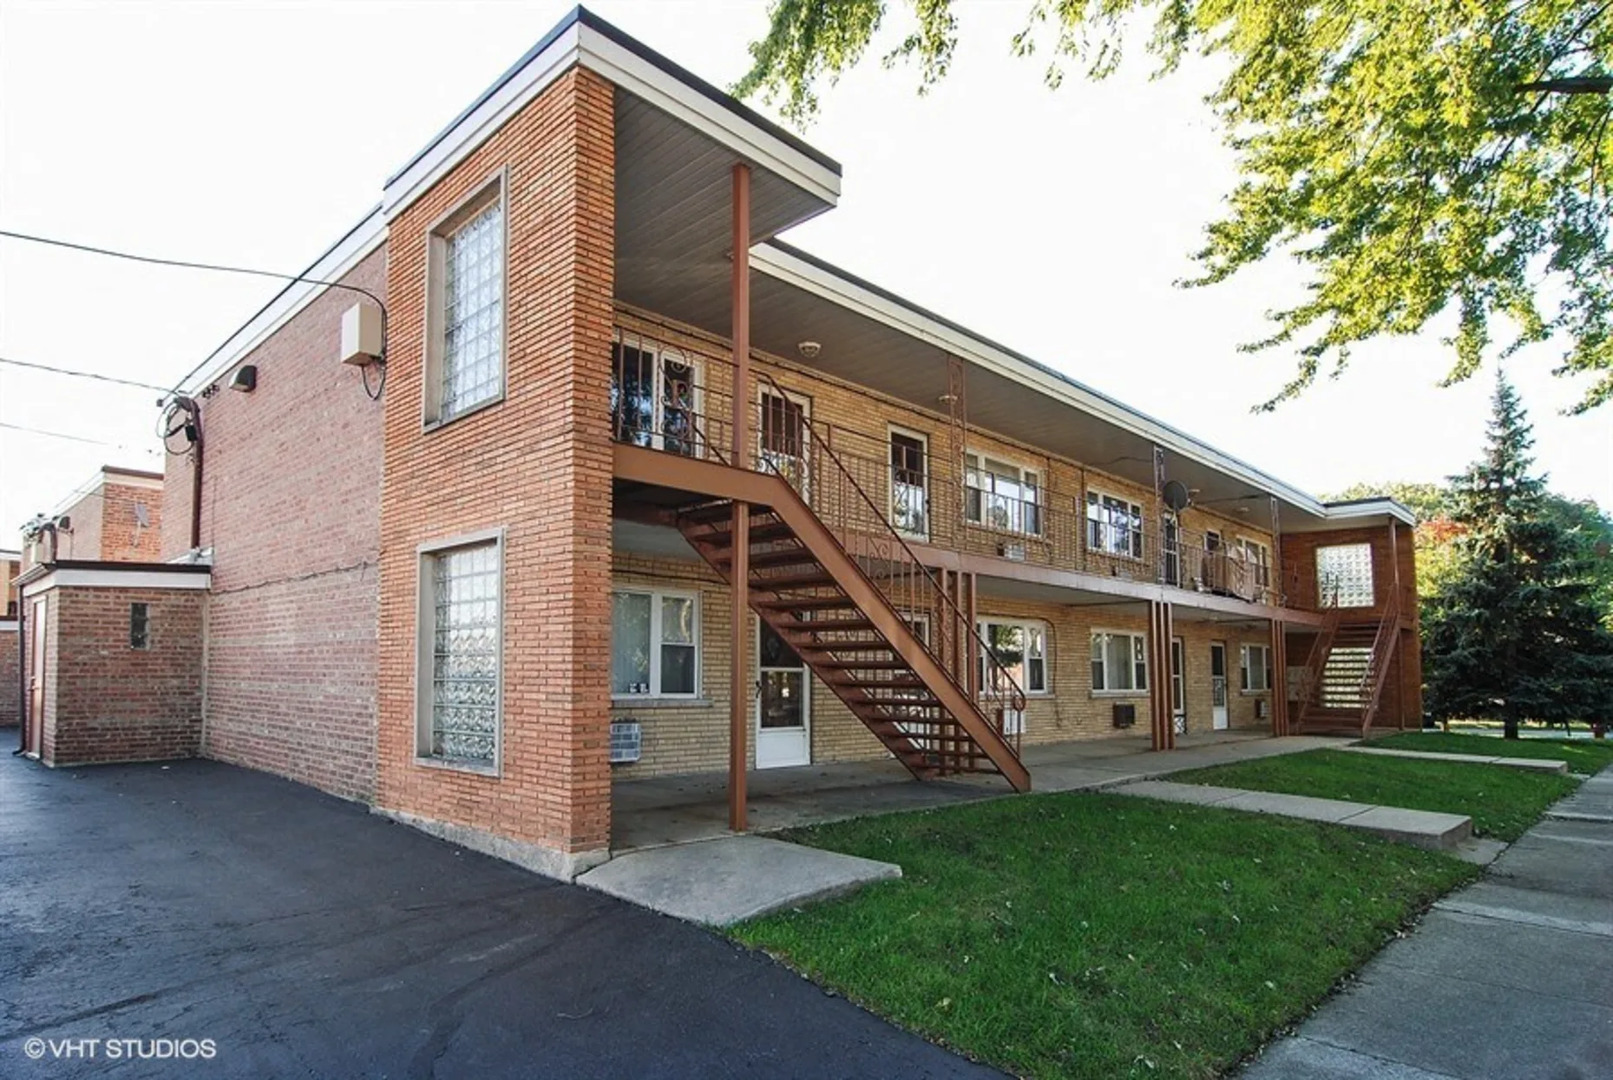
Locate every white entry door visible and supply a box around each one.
[1210,642,1229,730]
[756,619,810,768]
[1171,637,1186,735]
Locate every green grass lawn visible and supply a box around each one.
[1173,749,1578,840]
[733,793,1476,1080]
[1367,730,1613,773]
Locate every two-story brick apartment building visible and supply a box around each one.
[19,8,1419,880]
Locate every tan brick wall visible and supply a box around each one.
[376,68,616,857]
[39,585,204,766]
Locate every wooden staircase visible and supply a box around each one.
[1294,590,1402,737]
[675,491,1031,790]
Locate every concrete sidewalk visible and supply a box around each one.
[1240,767,1613,1080]
[1338,744,1570,774]
[1115,780,1476,851]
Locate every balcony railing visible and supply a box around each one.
[610,327,1281,608]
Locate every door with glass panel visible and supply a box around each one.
[756,619,810,768]
[610,337,700,456]
[759,390,809,500]
[1171,636,1187,734]
[889,429,929,540]
[1210,642,1229,729]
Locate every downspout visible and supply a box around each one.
[13,601,25,755]
[187,400,204,550]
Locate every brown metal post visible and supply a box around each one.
[1270,618,1287,737]
[965,572,979,698]
[728,163,752,834]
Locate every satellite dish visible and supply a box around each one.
[1162,479,1192,512]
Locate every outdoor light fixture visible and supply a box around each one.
[229,364,258,393]
[797,340,821,359]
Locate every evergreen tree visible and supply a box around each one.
[1423,374,1613,736]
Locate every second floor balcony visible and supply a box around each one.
[609,326,1289,611]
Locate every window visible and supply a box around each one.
[612,588,699,698]
[977,618,1048,694]
[419,538,501,768]
[965,452,1040,536]
[610,333,701,456]
[1086,490,1144,559]
[1090,630,1148,693]
[1317,543,1375,607]
[760,391,810,496]
[1237,537,1273,589]
[425,175,505,424]
[889,429,929,539]
[129,602,149,649]
[1241,644,1272,692]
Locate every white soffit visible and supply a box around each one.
[751,242,1338,520]
[22,568,212,596]
[381,16,840,222]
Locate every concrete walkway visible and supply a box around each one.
[1339,744,1570,774]
[1241,766,1613,1080]
[578,835,901,925]
[613,731,1346,851]
[1114,780,1475,851]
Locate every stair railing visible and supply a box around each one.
[1357,587,1402,736]
[1293,583,1342,729]
[750,370,1028,757]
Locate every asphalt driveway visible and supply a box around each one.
[0,753,996,1079]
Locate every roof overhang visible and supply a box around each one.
[20,560,212,599]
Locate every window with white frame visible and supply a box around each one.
[965,452,1041,536]
[420,539,501,767]
[611,333,702,456]
[612,588,699,698]
[977,618,1048,694]
[1237,537,1273,589]
[426,176,505,424]
[1316,543,1375,608]
[1086,490,1144,559]
[1240,643,1272,692]
[1090,630,1148,693]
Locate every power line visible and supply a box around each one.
[0,355,170,394]
[0,420,158,454]
[0,227,388,395]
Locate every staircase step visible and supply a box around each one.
[679,502,744,526]
[753,571,839,591]
[714,546,816,570]
[757,596,858,613]
[816,658,911,671]
[775,617,877,634]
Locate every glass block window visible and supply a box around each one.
[1316,543,1375,608]
[129,602,149,650]
[611,587,699,697]
[429,543,500,764]
[1091,630,1148,692]
[440,198,504,419]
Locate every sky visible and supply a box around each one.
[2,0,1609,543]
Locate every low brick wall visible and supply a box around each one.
[0,624,18,726]
[44,586,204,766]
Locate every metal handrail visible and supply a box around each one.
[751,370,1028,753]
[1293,584,1343,727]
[1358,588,1402,735]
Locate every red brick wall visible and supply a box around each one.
[98,480,164,562]
[42,585,204,766]
[376,67,616,865]
[161,249,386,802]
[0,626,18,726]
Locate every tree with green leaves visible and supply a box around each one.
[737,1,1613,410]
[1422,373,1613,735]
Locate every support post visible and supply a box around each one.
[728,163,752,834]
[1270,619,1288,737]
[1148,601,1174,750]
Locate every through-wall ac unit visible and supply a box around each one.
[1112,703,1137,729]
[1255,698,1269,720]
[998,542,1026,561]
[609,720,642,764]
